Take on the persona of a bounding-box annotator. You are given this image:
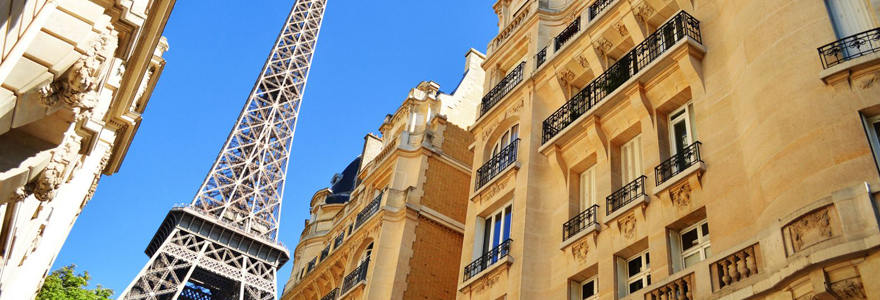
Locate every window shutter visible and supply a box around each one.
[669,229,683,273]
[634,135,642,178]
[616,257,628,297]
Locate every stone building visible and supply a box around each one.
[280,49,485,300]
[0,0,174,298]
[458,0,880,300]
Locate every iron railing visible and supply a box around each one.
[341,259,370,294]
[655,142,702,186]
[607,176,647,215]
[320,244,331,261]
[480,62,526,117]
[306,257,317,273]
[542,11,702,144]
[463,239,512,281]
[563,204,598,240]
[555,17,581,51]
[589,0,615,19]
[320,288,338,300]
[354,193,382,229]
[818,27,880,69]
[333,232,345,249]
[475,139,520,191]
[537,46,548,69]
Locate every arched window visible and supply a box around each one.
[491,124,519,158]
[359,243,373,265]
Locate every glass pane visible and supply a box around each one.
[483,219,491,253]
[503,207,512,241]
[705,246,712,258]
[582,280,595,299]
[628,257,643,278]
[645,252,650,267]
[683,252,700,268]
[701,222,710,237]
[681,228,699,251]
[673,121,688,153]
[493,214,502,248]
[628,280,644,293]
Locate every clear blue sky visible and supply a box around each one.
[52,0,497,295]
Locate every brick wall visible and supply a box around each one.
[421,157,469,223]
[441,124,474,167]
[402,217,464,300]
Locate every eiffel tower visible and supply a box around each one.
[119,1,327,299]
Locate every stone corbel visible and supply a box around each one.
[34,128,83,202]
[624,83,653,121]
[631,0,655,24]
[620,9,648,43]
[672,45,706,96]
[546,145,569,187]
[556,69,576,99]
[584,117,609,159]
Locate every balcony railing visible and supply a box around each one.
[711,244,760,291]
[475,139,520,191]
[646,273,694,300]
[542,11,702,144]
[306,257,317,273]
[463,239,512,281]
[555,17,581,51]
[589,0,615,19]
[537,46,548,69]
[655,142,702,186]
[320,244,331,261]
[333,232,345,249]
[606,175,647,215]
[354,193,382,229]
[818,27,880,69]
[563,204,598,241]
[341,259,370,294]
[320,288,338,300]
[480,62,525,117]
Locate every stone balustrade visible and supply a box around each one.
[710,244,760,291]
[646,273,694,300]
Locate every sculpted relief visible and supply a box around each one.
[784,206,836,253]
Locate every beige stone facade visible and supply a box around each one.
[0,0,174,298]
[280,50,486,300]
[458,0,880,300]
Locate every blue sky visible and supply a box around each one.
[52,0,497,295]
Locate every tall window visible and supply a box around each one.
[571,277,598,300]
[679,221,711,268]
[863,116,880,175]
[359,243,373,265]
[619,251,650,296]
[492,125,520,157]
[478,204,513,257]
[620,135,643,183]
[825,0,874,39]
[580,167,596,210]
[669,103,696,155]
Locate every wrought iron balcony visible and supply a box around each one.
[463,239,512,281]
[475,139,520,191]
[606,175,647,215]
[655,142,702,186]
[480,62,525,117]
[563,204,598,240]
[542,11,702,144]
[354,192,382,229]
[321,288,338,300]
[320,244,331,261]
[307,257,317,273]
[589,0,615,20]
[341,259,370,294]
[818,27,880,69]
[333,232,345,249]
[537,46,548,69]
[555,17,581,51]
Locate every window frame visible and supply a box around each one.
[492,124,520,157]
[625,251,651,295]
[862,115,880,177]
[475,204,513,257]
[620,135,643,183]
[575,276,598,300]
[668,103,696,155]
[679,220,711,269]
[580,166,597,210]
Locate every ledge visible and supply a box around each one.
[559,223,599,250]
[458,255,514,292]
[819,51,880,85]
[471,162,520,200]
[653,161,706,195]
[604,194,649,224]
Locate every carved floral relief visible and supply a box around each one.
[618,213,637,239]
[786,206,835,253]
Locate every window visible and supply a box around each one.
[669,103,696,155]
[825,0,874,39]
[570,277,598,300]
[619,251,650,295]
[492,125,519,157]
[863,116,880,176]
[477,204,513,258]
[679,221,711,269]
[359,243,373,265]
[620,135,643,183]
[580,167,596,210]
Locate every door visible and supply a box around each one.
[826,0,875,39]
[620,135,643,184]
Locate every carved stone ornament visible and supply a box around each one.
[614,20,629,36]
[576,55,590,68]
[830,279,867,299]
[632,1,655,24]
[482,121,501,141]
[37,30,118,120]
[557,69,576,87]
[571,239,589,263]
[35,130,83,201]
[618,213,637,239]
[592,38,613,56]
[670,182,691,210]
[859,71,880,89]
[480,173,510,201]
[84,148,113,206]
[505,100,524,118]
[787,207,834,252]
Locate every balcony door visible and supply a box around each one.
[492,124,520,157]
[478,205,512,262]
[668,103,695,156]
[825,0,874,39]
[620,135,643,184]
[580,167,596,211]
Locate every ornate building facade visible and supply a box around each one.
[0,0,174,298]
[280,49,485,300]
[458,0,880,300]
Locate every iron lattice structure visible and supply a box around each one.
[119,0,327,299]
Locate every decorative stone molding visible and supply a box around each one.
[557,69,576,87]
[576,55,590,68]
[37,31,119,120]
[571,239,589,263]
[34,130,83,201]
[631,1,655,24]
[858,71,880,89]
[592,37,613,56]
[617,213,637,239]
[614,20,628,36]
[480,100,523,142]
[132,66,156,111]
[83,148,113,206]
[830,278,866,299]
[670,182,691,210]
[785,207,834,252]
